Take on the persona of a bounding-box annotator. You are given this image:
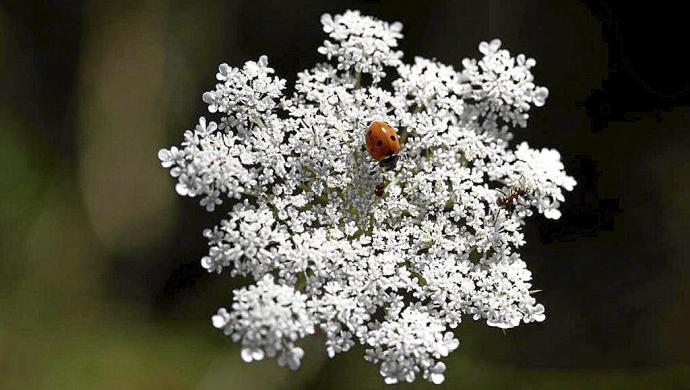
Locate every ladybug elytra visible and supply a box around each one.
[365,120,401,170]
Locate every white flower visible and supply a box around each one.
[318,10,403,82]
[461,39,549,138]
[428,362,447,385]
[364,306,460,384]
[277,346,305,370]
[159,10,575,385]
[213,274,314,367]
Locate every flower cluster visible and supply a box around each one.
[318,10,403,82]
[211,275,313,370]
[159,10,575,385]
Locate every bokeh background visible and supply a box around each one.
[2,1,689,388]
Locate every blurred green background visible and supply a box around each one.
[1,0,690,388]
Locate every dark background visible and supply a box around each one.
[2,1,689,388]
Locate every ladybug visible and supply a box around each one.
[365,120,401,170]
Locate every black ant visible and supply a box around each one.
[494,177,531,218]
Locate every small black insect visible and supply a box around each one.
[495,176,531,213]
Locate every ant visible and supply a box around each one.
[489,177,532,250]
[494,176,531,219]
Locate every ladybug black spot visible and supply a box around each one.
[376,140,383,146]
[390,135,396,141]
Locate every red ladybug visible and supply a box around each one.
[365,120,401,170]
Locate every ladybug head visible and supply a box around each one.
[378,154,399,171]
